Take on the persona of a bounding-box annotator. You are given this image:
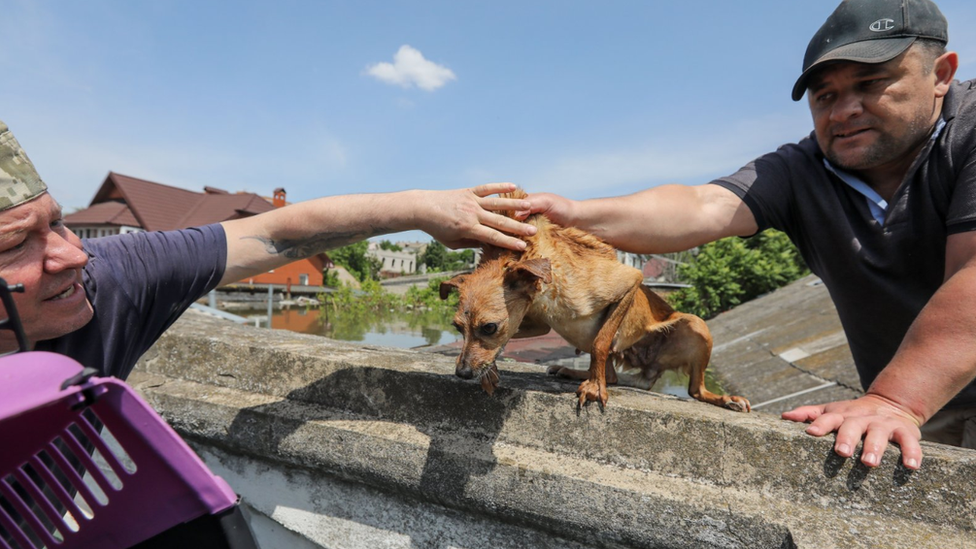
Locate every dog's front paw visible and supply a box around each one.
[576,379,608,409]
[724,395,751,413]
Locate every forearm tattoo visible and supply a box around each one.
[242,227,392,259]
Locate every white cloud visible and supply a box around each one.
[365,45,456,91]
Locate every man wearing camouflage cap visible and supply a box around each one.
[0,120,537,379]
[0,122,94,348]
[0,122,49,211]
[523,0,976,468]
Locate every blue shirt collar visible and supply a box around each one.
[823,118,946,225]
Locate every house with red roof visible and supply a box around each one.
[64,172,330,288]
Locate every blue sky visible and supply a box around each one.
[3,1,975,242]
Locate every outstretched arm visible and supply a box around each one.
[783,230,976,470]
[521,183,758,254]
[219,183,535,285]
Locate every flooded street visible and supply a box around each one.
[240,305,461,349]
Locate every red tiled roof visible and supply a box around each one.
[642,258,667,279]
[178,193,275,228]
[64,200,139,227]
[65,172,331,283]
[67,172,275,231]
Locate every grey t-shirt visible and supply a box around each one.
[712,79,976,408]
[36,224,227,380]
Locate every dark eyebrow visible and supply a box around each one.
[807,61,892,94]
[808,79,829,94]
[851,64,889,79]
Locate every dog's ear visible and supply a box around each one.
[505,258,552,293]
[510,258,552,283]
[439,274,467,300]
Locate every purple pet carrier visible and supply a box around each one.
[0,278,259,548]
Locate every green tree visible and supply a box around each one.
[322,267,342,288]
[667,230,808,319]
[421,241,448,271]
[446,249,475,271]
[421,241,476,272]
[378,240,403,252]
[402,276,459,310]
[329,241,382,282]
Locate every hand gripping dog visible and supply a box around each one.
[440,189,750,412]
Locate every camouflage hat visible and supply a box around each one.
[0,120,48,211]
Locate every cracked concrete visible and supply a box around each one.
[130,308,976,548]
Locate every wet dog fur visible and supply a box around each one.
[439,190,750,412]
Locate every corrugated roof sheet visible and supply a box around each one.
[706,274,862,415]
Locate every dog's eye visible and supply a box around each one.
[480,323,498,336]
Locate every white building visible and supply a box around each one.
[368,243,419,275]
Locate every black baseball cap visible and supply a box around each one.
[792,0,948,101]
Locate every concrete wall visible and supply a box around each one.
[131,310,976,549]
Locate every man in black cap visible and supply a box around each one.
[523,0,976,468]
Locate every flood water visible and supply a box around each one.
[244,305,461,349]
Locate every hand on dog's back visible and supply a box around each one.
[518,192,575,227]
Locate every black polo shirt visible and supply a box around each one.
[712,79,976,409]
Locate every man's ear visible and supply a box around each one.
[439,274,467,300]
[504,258,552,293]
[934,51,959,98]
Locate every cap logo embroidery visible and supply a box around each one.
[869,18,896,32]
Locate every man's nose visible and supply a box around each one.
[830,92,864,122]
[44,231,88,273]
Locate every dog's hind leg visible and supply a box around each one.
[680,315,751,412]
[688,364,751,412]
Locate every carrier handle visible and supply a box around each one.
[61,367,101,391]
[0,276,30,354]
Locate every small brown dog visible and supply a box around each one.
[440,190,750,412]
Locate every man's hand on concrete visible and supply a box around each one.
[782,394,924,470]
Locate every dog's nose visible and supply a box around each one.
[455,363,474,379]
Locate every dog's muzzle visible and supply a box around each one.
[455,363,476,379]
[455,347,503,380]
